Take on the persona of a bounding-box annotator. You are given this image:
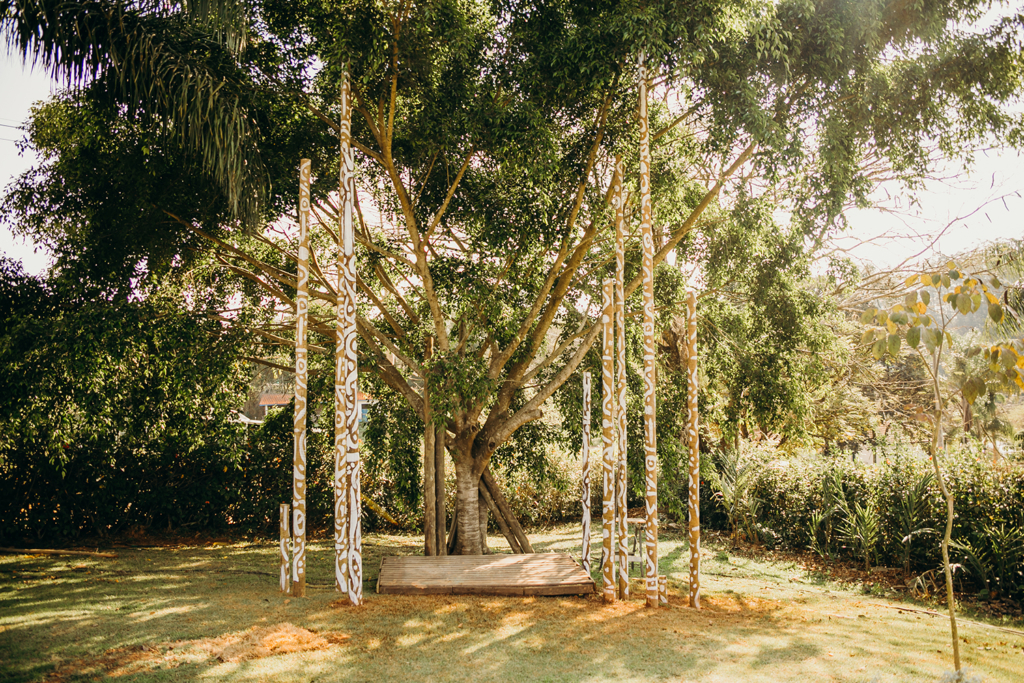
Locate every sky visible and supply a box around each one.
[0,54,1021,277]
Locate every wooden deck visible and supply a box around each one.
[376,553,596,596]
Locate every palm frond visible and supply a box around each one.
[1,0,266,227]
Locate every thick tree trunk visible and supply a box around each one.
[453,456,483,555]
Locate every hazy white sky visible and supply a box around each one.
[1,54,1020,277]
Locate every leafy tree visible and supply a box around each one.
[0,257,263,542]
[5,0,1024,557]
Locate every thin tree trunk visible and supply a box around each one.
[929,355,961,675]
[423,423,436,556]
[478,490,490,554]
[447,505,458,554]
[480,482,522,552]
[424,337,436,556]
[435,426,447,556]
[481,468,534,553]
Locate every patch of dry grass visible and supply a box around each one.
[2,525,1022,682]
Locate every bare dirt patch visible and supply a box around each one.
[41,622,350,681]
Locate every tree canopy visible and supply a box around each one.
[4,0,1024,551]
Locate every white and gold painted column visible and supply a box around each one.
[280,503,290,594]
[686,290,700,608]
[292,159,311,598]
[639,61,659,608]
[601,279,616,603]
[612,156,629,600]
[338,66,362,605]
[581,371,592,575]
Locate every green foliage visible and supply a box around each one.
[706,447,762,544]
[704,442,1024,602]
[0,259,260,542]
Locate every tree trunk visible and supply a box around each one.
[423,424,436,556]
[929,357,961,675]
[453,455,483,555]
[482,467,535,553]
[480,482,522,552]
[435,426,447,555]
[478,490,490,553]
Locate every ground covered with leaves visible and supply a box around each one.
[1,526,1021,682]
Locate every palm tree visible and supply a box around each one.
[1,0,266,227]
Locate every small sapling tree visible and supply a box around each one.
[860,262,1023,678]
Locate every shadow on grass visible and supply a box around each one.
[2,529,1022,683]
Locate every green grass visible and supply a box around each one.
[1,525,1021,682]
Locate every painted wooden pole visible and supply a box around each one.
[686,290,701,609]
[639,60,659,608]
[659,574,668,606]
[334,66,354,599]
[280,503,290,593]
[338,65,362,606]
[613,156,629,601]
[291,158,311,598]
[581,371,592,574]
[601,278,617,603]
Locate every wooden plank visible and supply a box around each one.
[376,553,595,596]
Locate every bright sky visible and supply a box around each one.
[0,54,1021,277]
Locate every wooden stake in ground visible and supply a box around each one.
[291,158,311,599]
[601,278,617,603]
[638,60,659,608]
[686,290,700,608]
[613,155,629,601]
[338,66,362,606]
[581,370,591,574]
[280,503,290,594]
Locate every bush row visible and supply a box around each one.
[695,444,1024,602]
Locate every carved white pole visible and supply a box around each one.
[292,158,311,598]
[613,156,629,601]
[686,290,701,609]
[639,58,659,608]
[581,371,592,574]
[601,278,617,603]
[338,65,363,606]
[280,503,290,593]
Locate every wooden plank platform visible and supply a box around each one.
[376,553,596,596]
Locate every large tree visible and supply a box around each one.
[4,0,1024,553]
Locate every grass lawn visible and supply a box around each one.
[1,525,1021,682]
